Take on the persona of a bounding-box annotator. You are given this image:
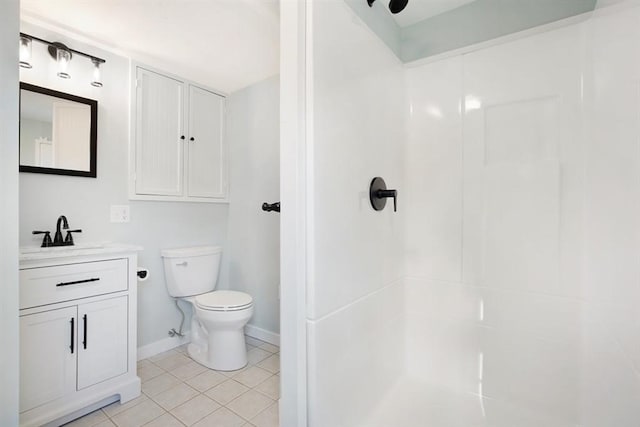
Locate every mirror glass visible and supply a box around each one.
[19,82,97,177]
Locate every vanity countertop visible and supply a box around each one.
[19,242,143,263]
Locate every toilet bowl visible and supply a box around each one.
[162,246,253,371]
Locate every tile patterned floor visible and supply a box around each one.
[64,336,279,427]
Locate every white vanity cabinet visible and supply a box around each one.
[130,65,227,202]
[19,246,141,427]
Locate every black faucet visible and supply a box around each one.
[53,215,69,245]
[33,215,82,247]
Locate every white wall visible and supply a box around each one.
[403,3,640,424]
[0,0,20,425]
[18,22,229,348]
[279,0,310,423]
[219,75,280,335]
[306,2,406,426]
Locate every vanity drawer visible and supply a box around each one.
[20,259,128,309]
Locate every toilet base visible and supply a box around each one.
[188,328,249,371]
[178,297,253,371]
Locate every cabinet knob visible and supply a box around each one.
[180,135,185,140]
[190,137,195,142]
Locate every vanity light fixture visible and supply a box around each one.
[19,32,106,87]
[19,35,32,69]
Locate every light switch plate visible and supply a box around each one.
[110,205,130,223]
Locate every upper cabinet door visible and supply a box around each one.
[135,68,185,196]
[187,85,226,198]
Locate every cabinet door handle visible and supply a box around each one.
[56,277,100,287]
[82,314,88,350]
[70,317,75,354]
[189,137,195,142]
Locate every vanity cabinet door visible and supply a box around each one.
[19,306,77,413]
[77,296,128,390]
[187,84,226,198]
[134,67,185,196]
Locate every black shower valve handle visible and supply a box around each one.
[369,177,398,212]
[377,189,397,212]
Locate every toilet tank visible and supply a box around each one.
[161,246,222,297]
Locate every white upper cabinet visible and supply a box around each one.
[187,85,226,198]
[131,65,227,202]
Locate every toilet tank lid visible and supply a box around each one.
[161,246,222,258]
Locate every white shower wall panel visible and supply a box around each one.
[307,281,405,427]
[405,56,464,282]
[579,7,640,422]
[308,1,406,321]
[404,279,595,424]
[306,1,407,426]
[462,23,584,297]
[404,3,640,425]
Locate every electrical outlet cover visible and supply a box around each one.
[110,205,130,223]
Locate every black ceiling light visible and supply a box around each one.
[367,0,409,14]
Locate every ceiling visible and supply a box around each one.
[389,0,478,27]
[352,0,598,63]
[20,0,280,93]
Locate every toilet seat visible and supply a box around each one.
[196,290,253,312]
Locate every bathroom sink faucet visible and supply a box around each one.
[53,215,69,245]
[32,215,82,247]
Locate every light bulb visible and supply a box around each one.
[91,59,103,87]
[56,48,71,79]
[19,36,32,69]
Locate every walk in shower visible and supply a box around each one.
[282,0,640,425]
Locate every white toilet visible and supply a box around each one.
[161,246,254,371]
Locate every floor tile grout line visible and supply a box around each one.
[248,400,279,424]
[69,337,279,427]
[138,409,174,427]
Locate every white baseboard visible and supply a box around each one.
[137,325,280,361]
[137,332,191,361]
[245,324,280,346]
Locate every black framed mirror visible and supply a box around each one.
[19,82,98,177]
